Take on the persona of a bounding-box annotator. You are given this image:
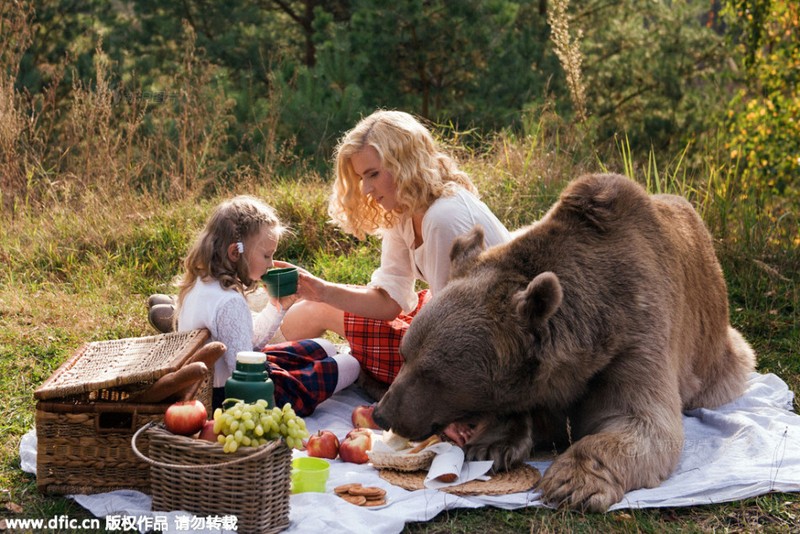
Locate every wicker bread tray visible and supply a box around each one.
[367,449,436,472]
[133,423,291,534]
[34,329,209,401]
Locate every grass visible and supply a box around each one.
[405,496,800,533]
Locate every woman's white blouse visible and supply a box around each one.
[369,187,511,313]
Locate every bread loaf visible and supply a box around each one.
[130,361,209,403]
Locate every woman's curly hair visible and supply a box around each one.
[329,110,477,239]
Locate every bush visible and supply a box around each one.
[724,0,799,201]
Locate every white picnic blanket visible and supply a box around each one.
[19,372,800,533]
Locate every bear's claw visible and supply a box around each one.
[537,447,625,512]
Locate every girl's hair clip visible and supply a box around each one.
[236,242,245,254]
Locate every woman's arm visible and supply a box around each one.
[276,270,402,340]
[296,269,401,321]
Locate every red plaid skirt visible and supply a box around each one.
[344,289,431,384]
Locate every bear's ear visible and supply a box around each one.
[449,225,485,279]
[558,173,624,232]
[514,271,562,328]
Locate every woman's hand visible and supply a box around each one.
[294,269,329,302]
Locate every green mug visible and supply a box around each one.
[261,267,298,297]
[291,456,330,493]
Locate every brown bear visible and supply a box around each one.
[372,173,755,512]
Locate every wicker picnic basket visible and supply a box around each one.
[132,422,292,534]
[34,329,212,495]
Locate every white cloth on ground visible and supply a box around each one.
[19,372,800,533]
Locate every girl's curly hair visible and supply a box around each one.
[176,195,285,316]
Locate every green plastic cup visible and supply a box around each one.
[261,267,298,297]
[291,456,330,493]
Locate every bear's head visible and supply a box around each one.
[373,226,564,441]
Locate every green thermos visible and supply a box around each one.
[224,351,275,407]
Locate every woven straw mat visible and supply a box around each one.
[379,464,541,496]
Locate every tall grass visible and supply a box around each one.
[0,1,34,214]
[0,13,298,219]
[547,0,587,123]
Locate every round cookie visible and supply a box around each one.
[338,493,367,506]
[334,483,363,495]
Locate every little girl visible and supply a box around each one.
[175,195,360,414]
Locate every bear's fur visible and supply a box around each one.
[373,173,755,512]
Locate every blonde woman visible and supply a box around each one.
[280,110,511,393]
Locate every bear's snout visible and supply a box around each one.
[373,389,431,440]
[371,404,391,430]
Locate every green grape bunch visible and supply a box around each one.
[213,399,309,453]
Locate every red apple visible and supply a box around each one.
[305,430,340,459]
[164,400,207,436]
[338,428,372,464]
[198,419,218,442]
[351,404,380,430]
